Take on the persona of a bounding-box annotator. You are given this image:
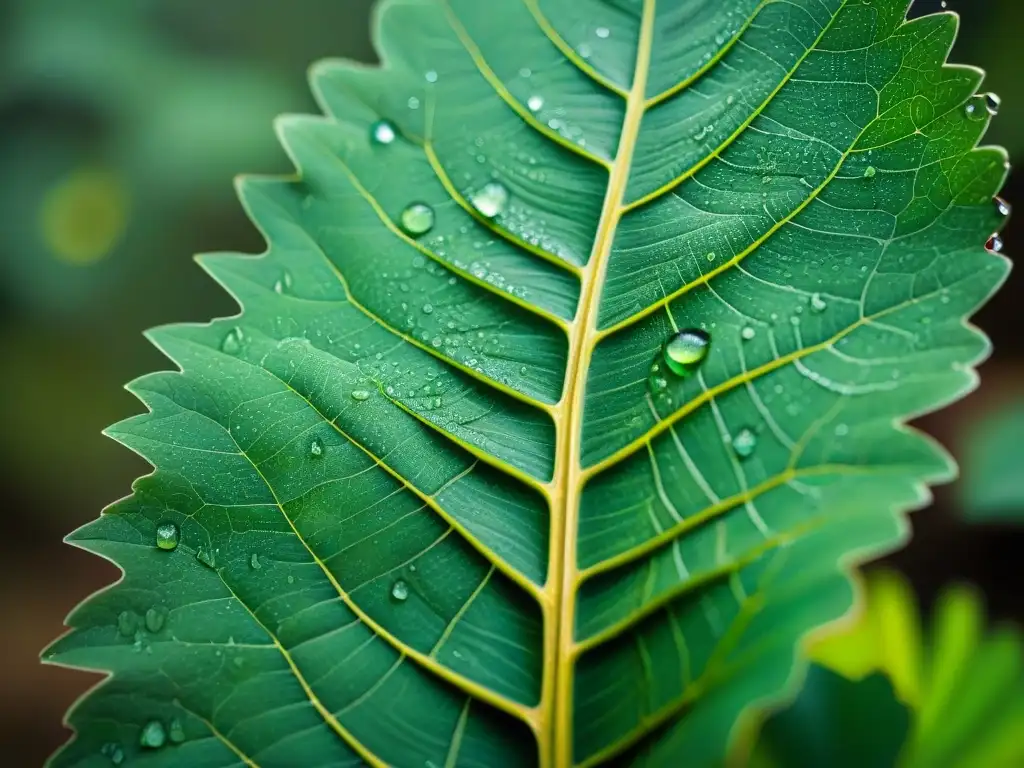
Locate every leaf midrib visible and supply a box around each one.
[546,1,657,766]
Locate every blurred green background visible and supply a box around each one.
[1,0,1021,763]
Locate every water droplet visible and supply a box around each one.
[965,96,986,121]
[863,166,876,178]
[595,26,610,39]
[168,717,186,744]
[351,389,371,401]
[309,437,324,457]
[391,579,410,601]
[221,327,243,355]
[732,428,757,459]
[471,182,510,219]
[519,67,532,78]
[995,197,1011,217]
[144,607,165,633]
[422,303,434,315]
[834,423,850,437]
[527,95,544,112]
[117,610,137,638]
[741,326,756,341]
[407,96,420,110]
[250,552,262,570]
[140,720,167,749]
[987,233,1004,252]
[984,93,1001,115]
[101,742,125,764]
[662,329,711,377]
[155,522,179,551]
[196,547,216,569]
[400,203,435,236]
[810,293,827,313]
[578,43,592,59]
[424,70,438,83]
[370,119,397,145]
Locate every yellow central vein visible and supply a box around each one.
[545,2,657,766]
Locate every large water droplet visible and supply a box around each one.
[732,428,757,459]
[155,522,179,551]
[168,717,186,744]
[221,327,243,355]
[351,389,371,401]
[965,96,987,121]
[995,197,1011,218]
[391,579,410,602]
[984,93,1001,115]
[595,26,610,39]
[471,182,510,219]
[145,607,166,633]
[527,95,544,112]
[309,437,324,458]
[987,233,1004,252]
[370,119,397,145]
[140,720,167,749]
[662,329,711,376]
[400,203,435,236]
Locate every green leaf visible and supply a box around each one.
[44,1,1009,765]
[810,570,1024,768]
[749,665,910,768]
[960,398,1024,521]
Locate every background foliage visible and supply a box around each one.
[1,0,1021,762]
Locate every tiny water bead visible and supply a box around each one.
[987,233,1004,253]
[810,293,827,313]
[391,579,410,602]
[351,389,371,401]
[100,742,125,765]
[221,327,243,355]
[424,70,438,83]
[168,718,186,744]
[741,326,756,341]
[471,182,510,219]
[863,165,876,178]
[400,203,435,236]
[995,197,1011,218]
[732,428,757,459]
[662,329,711,377]
[250,552,262,570]
[370,119,397,145]
[527,95,544,112]
[145,607,166,633]
[984,92,1001,116]
[140,720,167,749]
[309,437,324,457]
[595,26,610,38]
[155,522,179,551]
[117,610,138,638]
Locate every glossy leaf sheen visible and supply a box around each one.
[45,1,1009,766]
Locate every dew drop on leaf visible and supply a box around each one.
[400,203,435,236]
[144,607,165,633]
[984,92,1001,115]
[810,293,827,313]
[732,428,757,459]
[964,96,987,121]
[863,165,876,178]
[155,522,179,551]
[995,197,1011,218]
[139,720,167,749]
[117,610,137,638]
[168,717,186,744]
[351,389,371,401]
[527,95,544,112]
[100,742,124,765]
[987,233,1003,252]
[424,70,438,83]
[250,552,262,570]
[391,579,410,602]
[221,327,243,355]
[370,119,397,145]
[309,437,324,458]
[663,329,711,376]
[595,26,610,38]
[741,326,756,341]
[471,182,510,218]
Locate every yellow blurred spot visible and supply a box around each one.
[39,167,128,265]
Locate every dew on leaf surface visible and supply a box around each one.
[732,428,757,459]
[100,743,124,765]
[168,717,186,744]
[984,92,1001,115]
[662,329,711,376]
[527,95,544,112]
[139,720,167,749]
[144,607,166,633]
[987,233,1003,252]
[391,579,410,601]
[351,389,371,401]
[370,119,397,145]
[741,326,756,341]
[863,165,876,178]
[309,437,324,457]
[810,293,827,313]
[471,182,510,219]
[995,197,1011,218]
[117,610,137,638]
[155,522,179,551]
[400,203,435,236]
[221,327,243,355]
